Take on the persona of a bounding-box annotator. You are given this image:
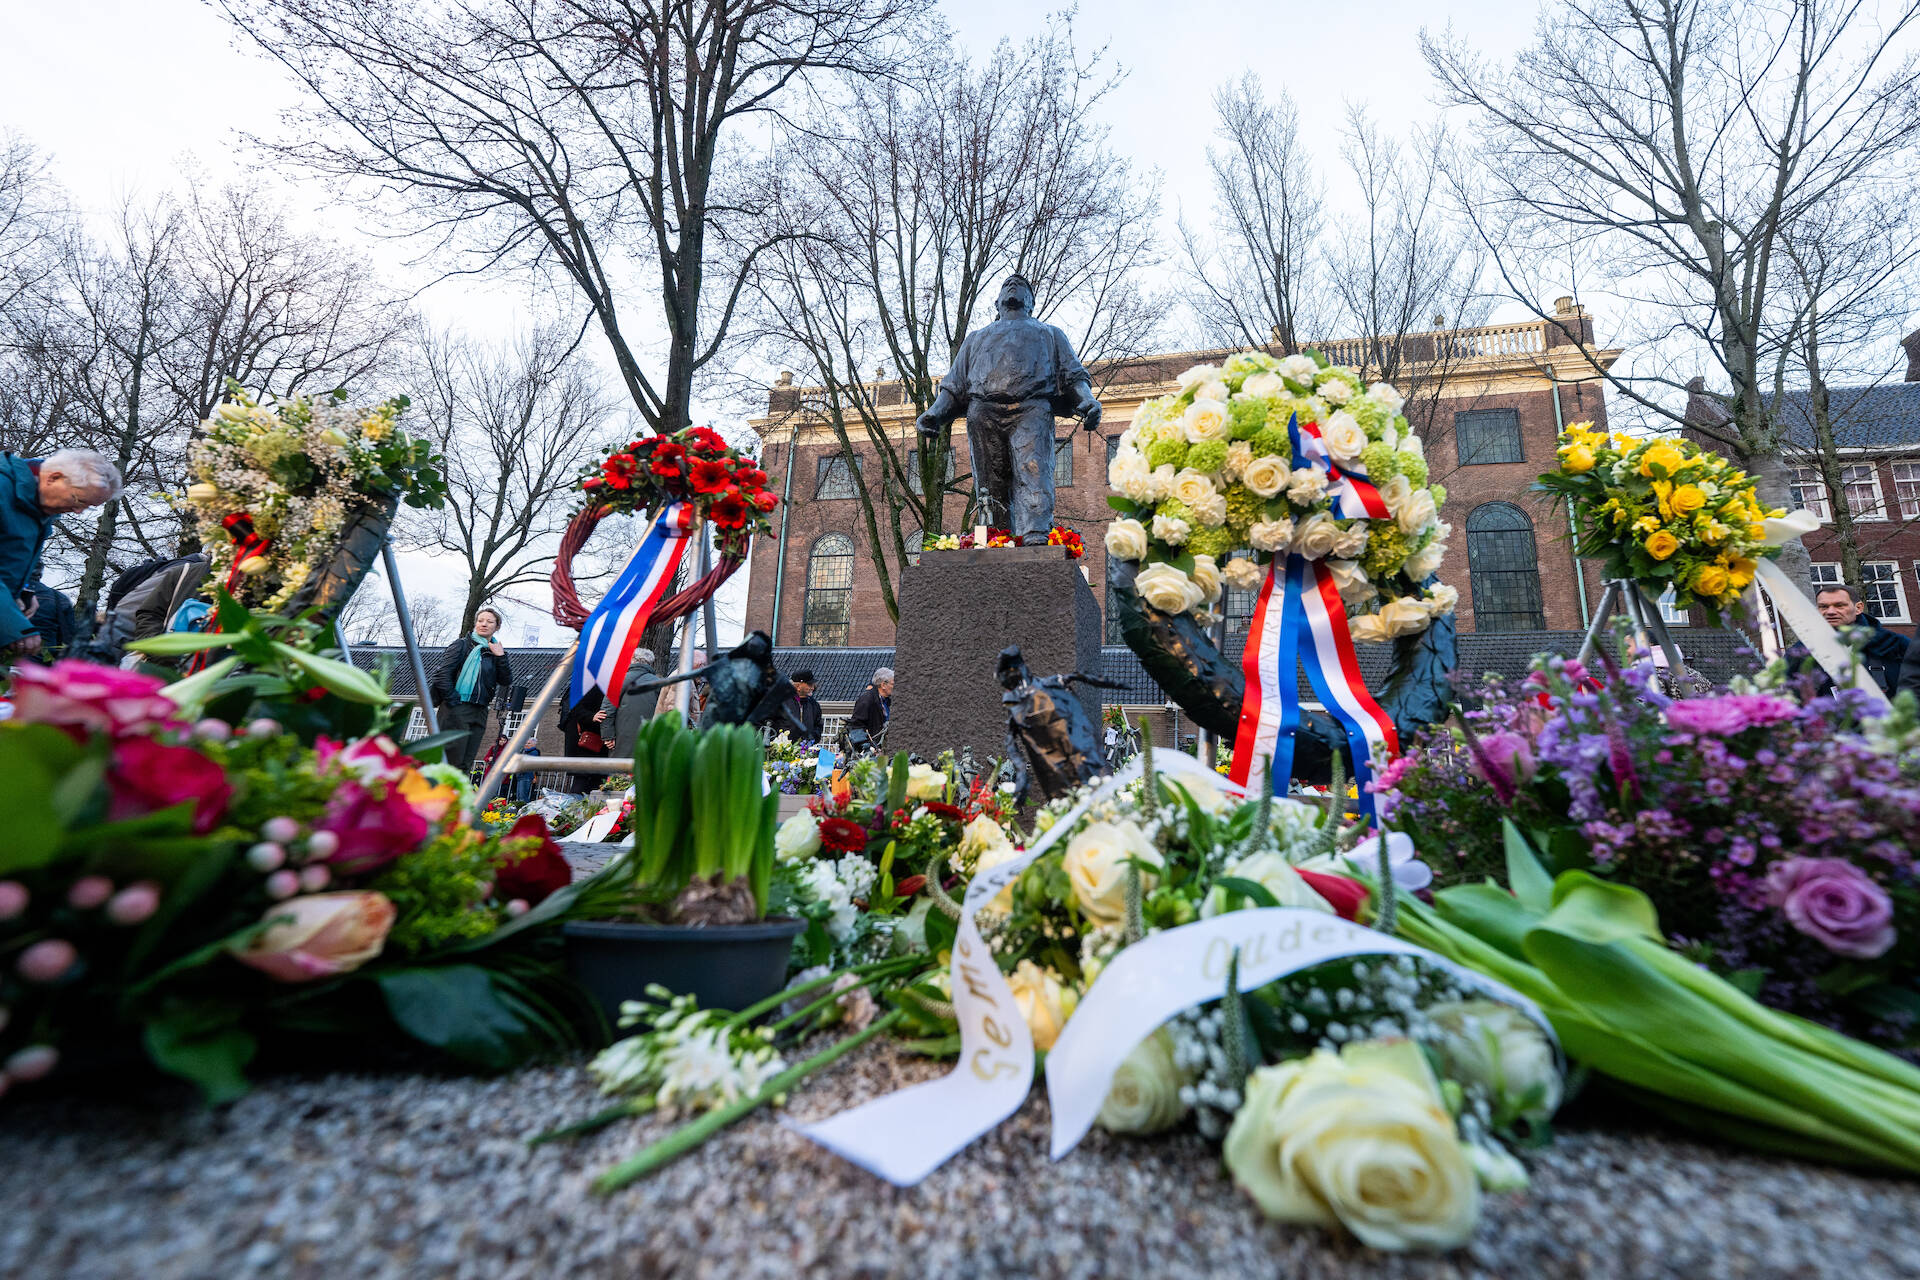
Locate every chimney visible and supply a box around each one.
[1902,330,1920,382]
[1546,296,1591,349]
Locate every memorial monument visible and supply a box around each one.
[891,274,1107,762]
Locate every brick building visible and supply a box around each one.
[744,298,1623,658]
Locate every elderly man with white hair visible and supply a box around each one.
[848,665,894,747]
[1,448,122,656]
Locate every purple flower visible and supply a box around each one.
[1763,858,1896,960]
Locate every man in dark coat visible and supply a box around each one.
[787,668,825,743]
[429,605,513,769]
[21,579,76,659]
[847,666,893,748]
[1,449,121,657]
[1814,584,1910,698]
[914,275,1102,544]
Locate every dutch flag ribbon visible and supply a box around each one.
[571,502,696,708]
[1228,413,1399,819]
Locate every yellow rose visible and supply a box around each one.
[1669,483,1706,515]
[1637,441,1686,478]
[184,482,221,504]
[1728,556,1758,589]
[1223,1039,1480,1250]
[1558,444,1596,473]
[1643,530,1681,560]
[1690,563,1730,597]
[1095,1028,1192,1135]
[1006,960,1075,1052]
[905,763,947,801]
[1061,818,1162,926]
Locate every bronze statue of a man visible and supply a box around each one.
[916,274,1102,546]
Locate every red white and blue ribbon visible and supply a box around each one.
[1296,415,1391,521]
[571,502,695,708]
[1229,411,1399,818]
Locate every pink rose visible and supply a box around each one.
[316,734,417,785]
[107,737,233,834]
[1764,858,1896,960]
[229,892,396,982]
[315,780,430,875]
[11,660,183,739]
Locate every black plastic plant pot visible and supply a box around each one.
[562,917,806,1022]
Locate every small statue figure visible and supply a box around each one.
[626,630,809,736]
[915,274,1103,545]
[999,645,1122,802]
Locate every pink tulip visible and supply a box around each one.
[9,660,182,739]
[262,816,301,845]
[230,892,396,983]
[299,865,331,892]
[17,939,78,984]
[265,870,301,899]
[4,1045,58,1082]
[0,881,29,920]
[106,881,162,926]
[68,876,114,910]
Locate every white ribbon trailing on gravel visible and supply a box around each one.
[799,749,1552,1185]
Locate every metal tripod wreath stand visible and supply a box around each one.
[1574,577,1707,696]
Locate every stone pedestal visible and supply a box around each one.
[889,546,1103,764]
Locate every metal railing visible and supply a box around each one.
[1311,321,1551,373]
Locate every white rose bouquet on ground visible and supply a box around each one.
[1105,350,1455,641]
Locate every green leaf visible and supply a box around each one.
[401,728,468,760]
[377,965,543,1070]
[270,642,390,704]
[128,631,234,656]
[161,656,243,715]
[144,1013,257,1105]
[1105,495,1142,518]
[1503,820,1555,912]
[1215,876,1282,909]
[0,726,71,873]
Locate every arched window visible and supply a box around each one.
[802,533,855,646]
[1465,502,1546,632]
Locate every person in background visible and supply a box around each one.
[1813,583,1909,698]
[559,686,612,793]
[787,668,824,743]
[20,579,76,660]
[655,649,707,725]
[430,605,513,770]
[1,448,122,659]
[848,666,893,746]
[611,647,658,752]
[98,542,212,665]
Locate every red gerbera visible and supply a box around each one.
[922,801,965,822]
[709,489,750,529]
[688,457,732,495]
[818,817,869,854]
[683,426,728,453]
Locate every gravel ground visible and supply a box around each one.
[4,1040,1918,1280]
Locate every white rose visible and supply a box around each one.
[1286,466,1329,506]
[1146,464,1177,501]
[1150,513,1191,545]
[1190,554,1223,604]
[1105,517,1149,562]
[1326,559,1377,606]
[1379,597,1431,637]
[1134,562,1196,613]
[1319,377,1354,406]
[1183,398,1231,444]
[1240,371,1283,399]
[1367,381,1406,413]
[1381,421,1399,451]
[1400,432,1424,462]
[1191,490,1228,528]
[1330,521,1369,559]
[1196,379,1230,404]
[1062,818,1162,926]
[1248,518,1294,552]
[1223,440,1254,483]
[1163,770,1235,815]
[1007,960,1076,1052]
[774,811,822,861]
[1405,540,1447,579]
[1223,1040,1480,1251]
[1348,612,1390,643]
[1242,454,1289,498]
[1397,488,1438,537]
[1427,999,1563,1123]
[1222,555,1265,590]
[970,838,1021,916]
[1177,363,1222,391]
[1095,1028,1191,1135]
[1109,448,1152,501]
[1468,1142,1530,1194]
[1171,468,1216,506]
[1275,354,1318,383]
[905,763,947,801]
[1292,512,1340,560]
[957,814,1012,869]
[1424,582,1460,615]
[1202,851,1336,917]
[1378,472,1414,514]
[1321,410,1366,462]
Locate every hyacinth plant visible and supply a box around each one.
[1377,644,1920,1055]
[1103,350,1456,640]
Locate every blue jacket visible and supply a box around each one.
[0,455,53,648]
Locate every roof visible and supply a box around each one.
[778,629,1762,708]
[1768,383,1920,450]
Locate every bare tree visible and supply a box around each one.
[222,0,933,442]
[0,132,60,332]
[1178,75,1327,354]
[747,20,1163,621]
[338,568,400,644]
[1425,0,1920,586]
[400,323,620,635]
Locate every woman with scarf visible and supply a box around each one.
[430,605,513,770]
